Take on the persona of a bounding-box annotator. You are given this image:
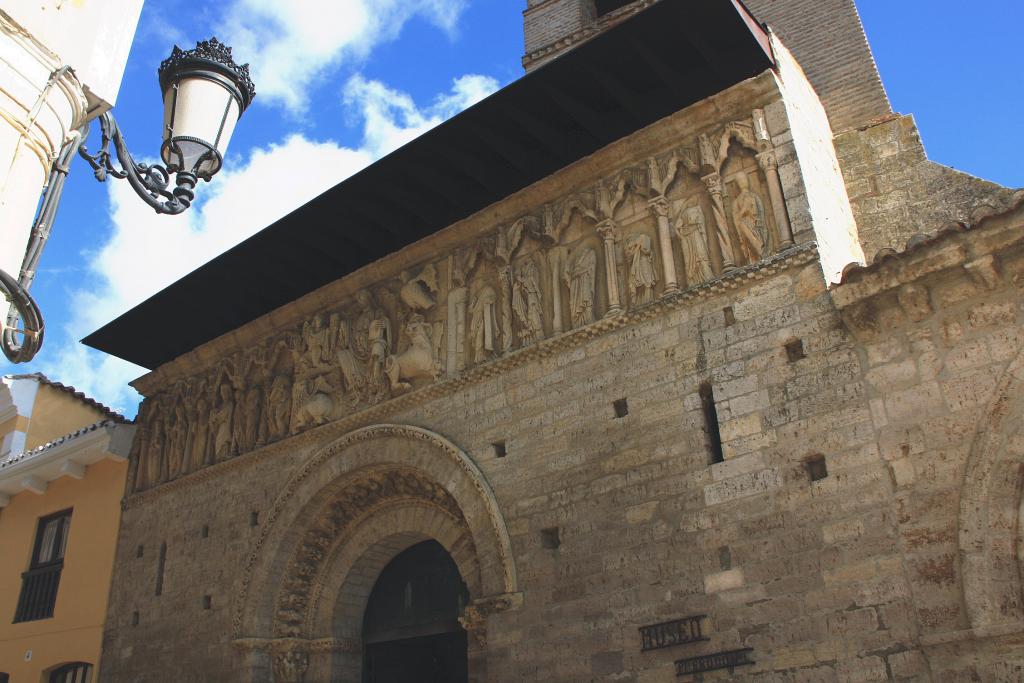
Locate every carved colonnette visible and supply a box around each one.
[128,106,799,495]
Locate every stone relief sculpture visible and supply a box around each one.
[626,233,657,306]
[210,378,236,462]
[674,199,714,286]
[732,173,768,264]
[564,246,597,328]
[385,315,443,391]
[132,109,800,493]
[470,285,499,362]
[512,259,544,346]
[272,650,309,683]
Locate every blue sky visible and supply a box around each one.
[4,0,1022,416]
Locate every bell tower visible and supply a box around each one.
[522,0,890,133]
[522,0,642,72]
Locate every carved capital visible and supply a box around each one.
[701,172,723,197]
[272,650,309,683]
[756,150,778,173]
[596,219,618,242]
[648,195,670,218]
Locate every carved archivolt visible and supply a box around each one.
[959,347,1024,633]
[233,424,518,640]
[131,109,796,492]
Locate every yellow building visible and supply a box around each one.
[0,374,134,682]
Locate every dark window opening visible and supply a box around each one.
[48,662,92,683]
[136,544,144,558]
[718,546,732,571]
[250,511,259,527]
[700,383,725,465]
[14,509,71,622]
[0,673,8,683]
[595,0,634,18]
[132,611,139,626]
[806,454,828,482]
[785,339,806,362]
[613,398,629,418]
[201,525,209,539]
[492,441,507,458]
[723,306,736,326]
[203,595,212,610]
[541,527,561,550]
[155,542,167,597]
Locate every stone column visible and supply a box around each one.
[757,150,794,248]
[596,220,623,316]
[701,172,737,272]
[648,196,679,296]
[547,247,564,334]
[446,286,467,377]
[499,264,514,352]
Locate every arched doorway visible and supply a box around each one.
[362,540,469,682]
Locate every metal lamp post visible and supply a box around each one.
[1,38,254,363]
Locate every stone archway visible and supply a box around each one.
[959,348,1024,634]
[233,424,519,682]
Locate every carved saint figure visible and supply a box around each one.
[210,381,236,462]
[731,173,768,264]
[190,390,210,470]
[674,200,714,286]
[563,246,596,328]
[166,397,187,479]
[266,374,292,441]
[355,289,392,404]
[469,285,499,362]
[512,259,544,346]
[238,383,263,452]
[626,233,657,306]
[302,314,331,369]
[332,314,365,402]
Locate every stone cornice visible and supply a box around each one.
[122,243,818,509]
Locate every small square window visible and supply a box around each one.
[541,527,561,550]
[132,611,140,626]
[201,525,209,539]
[806,454,828,482]
[136,544,144,558]
[492,441,507,458]
[785,339,806,362]
[250,511,259,527]
[202,595,212,610]
[723,306,736,326]
[613,398,629,418]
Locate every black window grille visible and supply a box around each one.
[14,509,71,623]
[49,662,92,683]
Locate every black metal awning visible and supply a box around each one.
[84,0,773,370]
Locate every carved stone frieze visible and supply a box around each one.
[131,110,799,494]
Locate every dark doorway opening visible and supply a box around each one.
[362,540,470,683]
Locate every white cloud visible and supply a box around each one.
[221,0,470,112]
[39,74,499,415]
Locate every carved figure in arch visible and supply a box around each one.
[266,374,292,441]
[291,373,334,434]
[354,289,393,404]
[210,381,236,462]
[385,315,444,391]
[731,173,768,264]
[165,396,188,479]
[512,259,544,346]
[302,314,332,370]
[237,383,264,453]
[142,399,167,488]
[399,262,439,311]
[189,388,210,471]
[563,246,597,328]
[674,199,714,286]
[332,314,365,404]
[470,285,499,362]
[626,233,657,307]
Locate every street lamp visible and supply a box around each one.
[1,38,254,363]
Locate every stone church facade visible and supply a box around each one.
[97,1,1023,681]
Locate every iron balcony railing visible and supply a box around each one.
[13,562,62,622]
